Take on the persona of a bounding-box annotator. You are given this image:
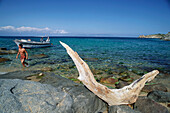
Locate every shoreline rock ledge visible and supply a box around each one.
[0,79,107,113]
[0,73,169,112]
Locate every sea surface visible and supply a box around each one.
[0,36,170,76]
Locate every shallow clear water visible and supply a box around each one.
[0,37,170,74]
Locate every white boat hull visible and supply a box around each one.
[14,39,52,48]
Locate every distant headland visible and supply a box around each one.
[139,32,170,41]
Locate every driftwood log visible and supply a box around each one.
[60,41,159,106]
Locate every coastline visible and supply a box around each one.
[139,32,170,41]
[0,37,170,112]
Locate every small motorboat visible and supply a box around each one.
[14,37,52,48]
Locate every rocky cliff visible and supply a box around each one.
[139,32,170,41]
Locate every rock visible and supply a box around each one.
[0,49,17,54]
[0,47,7,50]
[131,68,147,76]
[91,69,103,75]
[134,96,169,113]
[106,65,128,75]
[119,77,133,82]
[83,57,99,62]
[103,83,116,89]
[115,80,129,88]
[30,54,48,59]
[164,32,170,41]
[0,52,8,55]
[0,70,42,80]
[26,73,45,82]
[147,91,170,103]
[109,105,141,113]
[0,58,11,63]
[0,72,107,113]
[41,67,53,72]
[142,83,168,93]
[0,79,73,113]
[100,77,118,84]
[168,103,170,107]
[139,32,170,41]
[39,73,107,113]
[139,34,163,38]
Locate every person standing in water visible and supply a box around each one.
[16,44,29,67]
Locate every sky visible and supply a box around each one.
[0,0,170,37]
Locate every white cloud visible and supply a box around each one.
[0,26,15,30]
[0,26,68,34]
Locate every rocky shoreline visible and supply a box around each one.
[139,32,170,41]
[0,71,169,113]
[0,41,170,112]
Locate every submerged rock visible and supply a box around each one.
[0,49,17,55]
[147,91,170,103]
[0,47,7,50]
[100,77,118,84]
[83,57,99,62]
[41,67,53,72]
[30,54,49,59]
[0,57,11,63]
[134,96,169,113]
[115,80,129,89]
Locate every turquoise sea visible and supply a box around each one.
[0,36,170,77]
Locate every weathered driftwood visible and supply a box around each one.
[60,41,159,106]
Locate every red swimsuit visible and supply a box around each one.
[20,54,26,60]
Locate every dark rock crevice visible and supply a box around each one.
[10,84,17,94]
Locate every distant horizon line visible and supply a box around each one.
[0,35,138,38]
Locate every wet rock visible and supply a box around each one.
[103,83,116,89]
[118,71,141,84]
[0,70,42,80]
[119,76,133,82]
[26,73,45,82]
[0,58,11,63]
[115,80,129,89]
[105,65,128,75]
[142,83,168,93]
[168,103,170,107]
[100,77,118,84]
[0,47,7,50]
[115,65,128,73]
[134,96,169,113]
[31,54,49,59]
[83,57,99,62]
[132,68,147,76]
[0,50,17,54]
[91,69,103,75]
[109,105,141,113]
[107,69,118,74]
[147,91,170,103]
[41,67,53,72]
[127,71,141,80]
[0,52,8,55]
[68,77,81,84]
